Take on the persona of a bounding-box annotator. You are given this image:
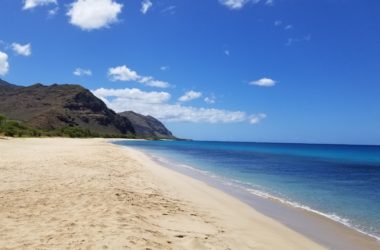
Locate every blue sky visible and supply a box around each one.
[0,0,379,144]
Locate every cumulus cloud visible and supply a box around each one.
[93,88,170,104]
[108,65,139,81]
[141,0,152,14]
[250,113,267,124]
[108,65,170,88]
[23,0,57,10]
[92,87,263,124]
[11,43,32,56]
[250,77,276,87]
[158,106,246,123]
[219,0,262,10]
[67,0,123,30]
[139,77,169,88]
[178,90,202,102]
[0,52,9,76]
[73,68,92,76]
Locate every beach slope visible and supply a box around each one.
[0,138,324,249]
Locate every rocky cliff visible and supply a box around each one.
[119,111,174,139]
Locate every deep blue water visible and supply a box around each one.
[114,140,380,240]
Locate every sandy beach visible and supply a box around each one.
[0,138,325,249]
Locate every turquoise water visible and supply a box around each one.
[114,140,380,240]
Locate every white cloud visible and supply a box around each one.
[48,6,59,16]
[285,24,293,30]
[161,5,176,15]
[73,68,92,76]
[108,65,170,88]
[108,65,139,81]
[93,87,263,124]
[67,0,123,30]
[141,0,153,14]
[160,66,170,71]
[250,113,267,124]
[219,0,249,10]
[139,76,169,88]
[224,50,230,56]
[204,95,216,104]
[158,106,246,123]
[265,0,274,6]
[275,20,293,30]
[23,0,57,10]
[93,88,170,104]
[219,0,262,10]
[250,77,276,87]
[11,43,32,56]
[178,90,202,102]
[0,51,9,76]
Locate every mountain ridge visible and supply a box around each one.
[0,79,174,139]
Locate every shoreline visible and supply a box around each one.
[0,138,325,249]
[113,140,380,249]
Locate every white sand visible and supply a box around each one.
[0,138,325,249]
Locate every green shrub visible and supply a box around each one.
[0,115,42,137]
[0,114,136,138]
[0,114,6,126]
[59,126,94,138]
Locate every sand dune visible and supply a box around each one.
[0,138,324,249]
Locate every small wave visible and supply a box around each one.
[170,162,380,241]
[211,174,380,241]
[148,154,212,176]
[215,175,380,241]
[244,188,380,241]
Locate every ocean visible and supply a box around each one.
[113,140,380,241]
